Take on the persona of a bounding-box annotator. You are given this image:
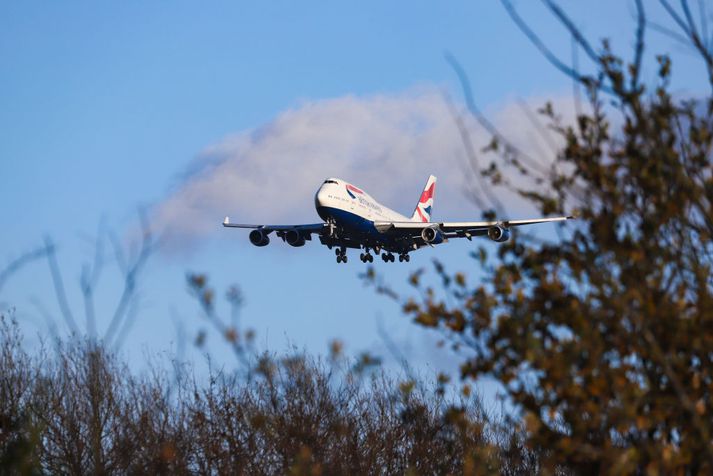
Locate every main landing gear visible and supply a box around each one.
[360,251,374,263]
[378,252,409,263]
[339,246,410,264]
[381,252,395,263]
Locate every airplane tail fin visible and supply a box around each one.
[411,175,437,222]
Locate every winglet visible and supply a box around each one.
[223,216,230,226]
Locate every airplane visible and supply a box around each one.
[223,176,573,264]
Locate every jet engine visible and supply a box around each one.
[421,226,439,243]
[249,229,270,247]
[487,225,510,242]
[285,229,306,247]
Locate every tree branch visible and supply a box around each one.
[80,220,106,341]
[631,0,646,92]
[445,52,550,178]
[104,210,156,347]
[500,0,605,93]
[443,92,506,214]
[43,237,80,336]
[0,246,49,296]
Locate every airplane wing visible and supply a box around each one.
[374,215,574,235]
[222,217,326,233]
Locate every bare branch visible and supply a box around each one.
[443,91,505,214]
[648,20,693,48]
[43,236,80,336]
[112,293,140,351]
[660,0,713,88]
[500,0,603,92]
[376,315,415,382]
[0,246,49,296]
[80,220,106,341]
[29,296,60,350]
[541,0,600,64]
[104,210,156,347]
[681,0,699,36]
[571,35,583,119]
[515,98,560,157]
[697,0,710,51]
[107,231,127,275]
[660,0,692,33]
[445,52,550,178]
[631,0,646,91]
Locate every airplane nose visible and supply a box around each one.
[315,187,327,209]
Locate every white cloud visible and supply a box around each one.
[151,86,575,251]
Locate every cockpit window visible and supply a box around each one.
[323,180,338,185]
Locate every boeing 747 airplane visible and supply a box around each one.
[223,176,573,263]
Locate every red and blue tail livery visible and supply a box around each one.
[411,175,436,222]
[223,175,574,264]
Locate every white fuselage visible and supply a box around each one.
[314,178,410,231]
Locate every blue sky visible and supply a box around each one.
[1,1,708,386]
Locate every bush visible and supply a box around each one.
[0,314,538,475]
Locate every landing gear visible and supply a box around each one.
[381,252,395,263]
[356,246,407,263]
[326,219,337,238]
[336,247,348,263]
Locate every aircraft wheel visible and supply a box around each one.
[405,254,410,262]
[367,254,373,263]
[382,253,388,262]
[343,255,348,263]
[336,255,342,263]
[335,248,341,256]
[398,255,404,262]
